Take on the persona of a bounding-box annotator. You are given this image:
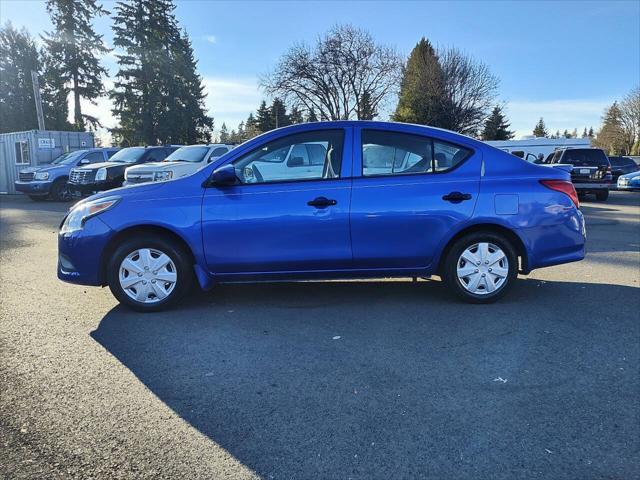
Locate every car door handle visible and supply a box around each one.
[307,196,337,208]
[442,191,472,203]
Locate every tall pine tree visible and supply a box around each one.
[533,118,548,137]
[481,105,514,140]
[42,0,109,130]
[110,0,212,145]
[0,23,40,132]
[393,38,445,126]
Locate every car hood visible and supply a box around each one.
[130,161,203,172]
[619,171,640,180]
[74,161,130,171]
[21,164,68,174]
[76,179,168,205]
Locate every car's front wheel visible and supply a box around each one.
[50,178,72,202]
[107,236,193,312]
[442,232,518,303]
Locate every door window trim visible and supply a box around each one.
[216,129,347,187]
[359,129,474,179]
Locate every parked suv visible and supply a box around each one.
[608,156,639,182]
[15,148,119,201]
[123,144,233,186]
[549,148,612,201]
[68,146,179,197]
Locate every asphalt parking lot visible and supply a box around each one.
[1,192,639,480]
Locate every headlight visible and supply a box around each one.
[60,196,120,234]
[34,172,49,180]
[95,167,107,181]
[153,171,173,181]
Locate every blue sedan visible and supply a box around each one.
[58,121,586,311]
[617,171,640,191]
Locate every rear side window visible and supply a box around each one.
[361,130,471,176]
[558,149,608,166]
[210,147,228,157]
[83,151,104,163]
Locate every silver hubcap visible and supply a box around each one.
[456,242,509,295]
[119,248,177,304]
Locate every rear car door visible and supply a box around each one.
[350,127,481,270]
[201,127,353,275]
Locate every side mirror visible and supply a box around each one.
[79,158,90,165]
[287,156,304,167]
[211,164,238,186]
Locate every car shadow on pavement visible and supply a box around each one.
[90,278,640,479]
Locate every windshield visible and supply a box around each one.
[52,151,84,165]
[164,146,210,163]
[109,147,146,163]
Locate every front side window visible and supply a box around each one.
[232,130,344,184]
[362,130,471,176]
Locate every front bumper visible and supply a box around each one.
[58,216,114,286]
[14,180,53,195]
[68,181,118,197]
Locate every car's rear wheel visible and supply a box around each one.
[50,178,72,202]
[442,232,518,304]
[595,190,609,201]
[107,236,193,312]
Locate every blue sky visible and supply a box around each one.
[2,0,639,139]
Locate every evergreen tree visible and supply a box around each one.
[393,38,445,126]
[244,112,261,139]
[594,102,629,154]
[358,91,377,120]
[582,127,588,138]
[42,0,109,130]
[40,47,71,130]
[481,105,514,140]
[289,106,304,124]
[306,109,318,122]
[563,129,571,138]
[554,130,560,139]
[255,100,271,132]
[0,23,40,132]
[110,0,212,145]
[588,127,594,138]
[219,123,229,143]
[270,98,289,129]
[533,118,548,137]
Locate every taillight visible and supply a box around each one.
[540,179,579,208]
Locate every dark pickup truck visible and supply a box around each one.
[549,148,612,201]
[68,146,179,197]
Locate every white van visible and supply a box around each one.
[486,137,591,163]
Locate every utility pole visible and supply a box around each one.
[31,70,46,131]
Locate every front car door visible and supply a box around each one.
[350,125,481,271]
[201,127,353,276]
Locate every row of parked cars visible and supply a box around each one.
[15,144,234,201]
[15,142,640,203]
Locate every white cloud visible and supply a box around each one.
[506,98,612,139]
[202,76,262,130]
[203,35,217,44]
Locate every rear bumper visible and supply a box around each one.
[573,182,611,191]
[14,180,53,195]
[518,208,586,271]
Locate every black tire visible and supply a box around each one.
[442,232,518,304]
[50,178,72,202]
[595,190,609,201]
[28,195,48,201]
[107,236,193,312]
